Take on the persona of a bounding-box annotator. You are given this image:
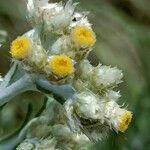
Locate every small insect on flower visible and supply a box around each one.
[48,54,74,77]
[71,26,96,48]
[118,111,132,132]
[10,36,31,59]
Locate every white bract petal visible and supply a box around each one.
[70,12,91,28]
[51,36,74,58]
[64,91,109,141]
[29,43,47,69]
[65,88,132,140]
[78,59,94,80]
[27,0,77,34]
[17,137,57,150]
[104,101,132,132]
[37,137,57,150]
[105,90,121,101]
[78,60,123,91]
[74,92,100,119]
[45,1,77,33]
[16,141,34,150]
[93,65,123,88]
[51,124,89,148]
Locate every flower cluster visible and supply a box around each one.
[8,0,132,146]
[17,138,57,150]
[65,91,132,141]
[65,59,132,141]
[10,0,97,83]
[17,124,89,150]
[17,101,89,150]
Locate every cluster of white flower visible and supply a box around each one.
[65,91,132,141]
[17,138,57,150]
[64,58,132,141]
[8,0,132,148]
[17,125,89,150]
[10,0,96,84]
[27,0,77,34]
[17,101,89,150]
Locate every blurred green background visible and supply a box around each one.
[0,0,150,149]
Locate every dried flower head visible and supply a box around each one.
[93,65,123,88]
[48,54,74,77]
[71,26,96,48]
[118,111,132,132]
[65,92,109,142]
[10,36,31,59]
[27,0,77,34]
[104,101,132,133]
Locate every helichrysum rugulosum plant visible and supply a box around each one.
[0,0,133,149]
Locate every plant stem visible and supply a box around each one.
[35,77,75,104]
[0,74,36,106]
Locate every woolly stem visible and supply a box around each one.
[35,77,75,104]
[0,74,36,106]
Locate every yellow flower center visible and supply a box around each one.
[49,54,74,77]
[10,36,31,59]
[118,111,132,132]
[71,26,96,48]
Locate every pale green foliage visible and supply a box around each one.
[0,0,149,150]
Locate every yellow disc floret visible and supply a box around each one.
[49,54,74,77]
[10,36,31,59]
[118,111,132,132]
[71,26,96,48]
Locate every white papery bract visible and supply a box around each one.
[93,65,123,88]
[19,124,89,150]
[51,35,74,57]
[17,137,57,150]
[65,91,109,141]
[78,59,123,90]
[28,42,47,69]
[104,90,121,101]
[65,89,132,141]
[16,141,35,150]
[51,124,89,150]
[27,0,77,34]
[70,12,91,28]
[104,100,132,132]
[27,0,62,23]
[73,92,102,119]
[78,59,94,80]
